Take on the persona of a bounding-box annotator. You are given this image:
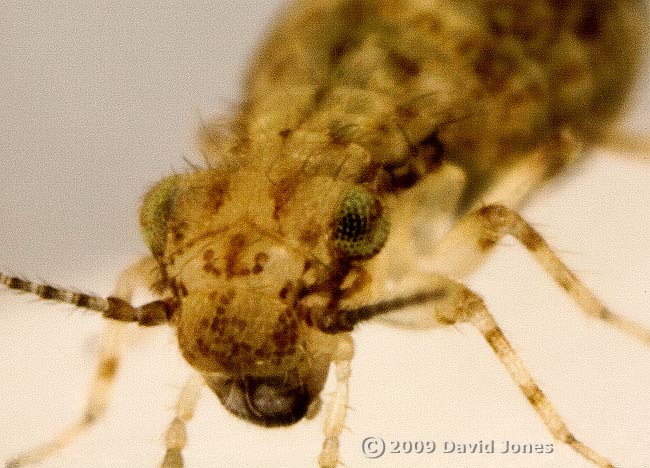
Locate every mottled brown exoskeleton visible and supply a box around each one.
[2,0,650,467]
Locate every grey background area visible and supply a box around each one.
[1,2,650,468]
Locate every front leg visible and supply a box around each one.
[160,372,204,468]
[318,335,354,468]
[318,273,619,468]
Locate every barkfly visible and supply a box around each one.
[2,1,650,468]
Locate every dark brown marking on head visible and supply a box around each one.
[231,317,247,333]
[177,281,189,297]
[252,252,270,275]
[209,307,228,332]
[224,233,247,279]
[271,315,298,354]
[278,282,292,301]
[99,357,119,379]
[208,291,219,302]
[231,341,253,357]
[220,289,236,305]
[203,262,222,277]
[200,318,210,329]
[171,229,184,243]
[219,294,232,305]
[278,128,292,140]
[203,249,215,261]
[210,316,220,332]
[207,180,229,213]
[169,220,189,244]
[196,337,211,357]
[255,252,270,263]
[476,205,492,217]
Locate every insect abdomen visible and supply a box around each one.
[209,0,646,201]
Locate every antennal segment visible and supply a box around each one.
[0,273,170,326]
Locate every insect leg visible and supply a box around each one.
[426,204,650,344]
[472,130,583,210]
[318,335,354,468]
[6,257,162,467]
[5,321,126,468]
[465,290,618,468]
[599,129,650,159]
[160,373,204,468]
[319,276,618,468]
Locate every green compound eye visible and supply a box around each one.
[140,175,181,257]
[332,186,389,259]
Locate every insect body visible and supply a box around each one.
[2,1,649,467]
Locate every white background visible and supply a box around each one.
[1,2,650,468]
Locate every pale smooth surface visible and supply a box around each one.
[1,2,650,468]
